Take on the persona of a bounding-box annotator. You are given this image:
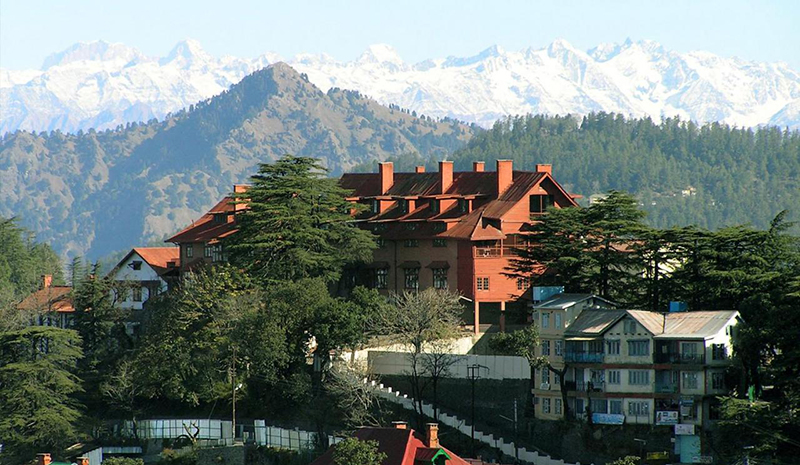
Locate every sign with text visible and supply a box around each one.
[674,424,696,435]
[592,413,624,425]
[656,411,679,425]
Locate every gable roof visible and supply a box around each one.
[18,286,74,313]
[166,197,239,244]
[109,247,180,277]
[565,308,739,339]
[532,293,616,310]
[309,427,471,465]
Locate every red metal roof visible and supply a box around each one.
[166,197,239,244]
[18,286,74,313]
[309,426,471,465]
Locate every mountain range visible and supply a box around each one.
[0,63,473,259]
[3,38,800,134]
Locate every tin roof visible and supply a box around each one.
[658,310,739,339]
[533,293,616,310]
[565,310,627,336]
[565,308,739,339]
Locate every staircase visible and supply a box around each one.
[369,380,592,465]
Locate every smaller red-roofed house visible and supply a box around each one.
[310,422,471,465]
[17,275,74,329]
[165,184,249,273]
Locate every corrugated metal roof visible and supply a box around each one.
[564,310,627,335]
[658,310,739,339]
[627,310,666,335]
[533,293,615,310]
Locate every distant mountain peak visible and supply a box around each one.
[41,40,145,69]
[357,44,405,66]
[159,38,213,67]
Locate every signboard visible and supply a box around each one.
[647,451,669,460]
[656,411,679,425]
[592,413,624,425]
[675,424,696,435]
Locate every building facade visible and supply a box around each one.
[17,274,74,329]
[340,160,580,333]
[531,308,739,430]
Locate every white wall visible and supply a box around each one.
[109,252,168,310]
[367,351,531,380]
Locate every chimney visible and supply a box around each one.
[496,160,513,195]
[415,166,426,173]
[233,184,249,211]
[41,275,52,289]
[535,164,552,175]
[425,423,439,449]
[379,162,394,194]
[439,161,453,194]
[392,421,408,430]
[37,453,51,465]
[76,457,90,465]
[473,161,485,172]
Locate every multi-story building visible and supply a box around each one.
[166,184,248,272]
[340,160,580,333]
[531,308,739,431]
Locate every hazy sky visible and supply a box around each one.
[3,0,799,70]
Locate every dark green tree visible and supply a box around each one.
[0,327,84,463]
[229,155,376,285]
[332,438,386,465]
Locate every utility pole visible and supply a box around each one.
[231,346,237,443]
[514,398,519,463]
[467,364,488,459]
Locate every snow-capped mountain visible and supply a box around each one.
[3,38,800,134]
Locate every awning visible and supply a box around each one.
[426,261,450,269]
[364,261,390,269]
[399,261,421,269]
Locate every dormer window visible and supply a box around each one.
[458,199,468,213]
[370,199,379,214]
[433,222,446,233]
[399,199,409,214]
[430,199,440,214]
[530,194,555,213]
[213,213,228,224]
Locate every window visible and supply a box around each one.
[433,222,447,233]
[399,199,409,213]
[530,194,555,213]
[430,200,440,214]
[712,344,728,360]
[682,372,699,389]
[629,370,650,385]
[433,268,448,289]
[213,213,227,224]
[211,244,225,263]
[553,372,561,385]
[712,372,725,390]
[375,268,388,289]
[624,320,637,333]
[541,312,550,328]
[608,370,621,385]
[555,313,562,328]
[591,399,608,414]
[628,401,649,416]
[541,369,549,384]
[606,340,621,355]
[628,340,650,356]
[405,223,418,231]
[458,199,468,213]
[204,243,213,258]
[516,277,531,290]
[130,260,142,271]
[374,223,389,232]
[477,276,490,291]
[682,342,698,356]
[542,398,551,414]
[404,239,419,248]
[433,238,447,247]
[555,398,562,415]
[376,238,386,248]
[555,340,563,356]
[132,287,142,302]
[370,199,379,214]
[575,398,585,415]
[609,399,623,414]
[404,268,419,290]
[541,340,551,356]
[185,244,193,258]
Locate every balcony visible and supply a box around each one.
[655,383,679,394]
[654,353,705,364]
[564,352,604,363]
[571,381,605,393]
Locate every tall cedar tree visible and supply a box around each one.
[509,191,646,304]
[229,155,376,285]
[0,327,84,463]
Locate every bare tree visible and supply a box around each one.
[327,361,383,429]
[376,289,463,427]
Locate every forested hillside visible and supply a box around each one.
[0,63,475,259]
[0,218,63,309]
[449,113,800,230]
